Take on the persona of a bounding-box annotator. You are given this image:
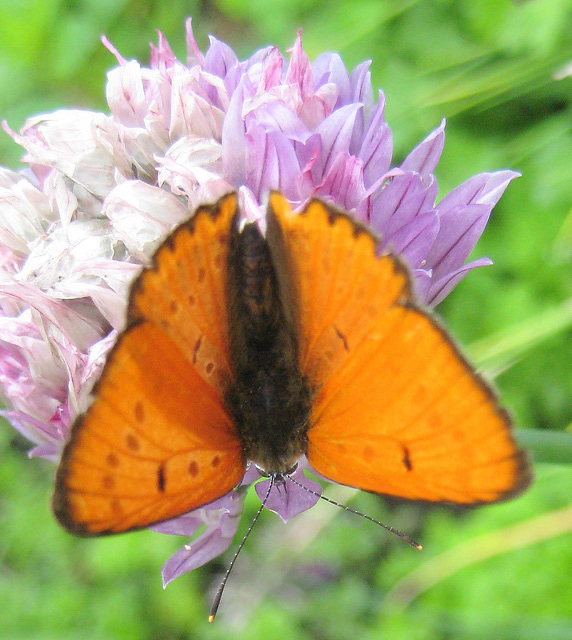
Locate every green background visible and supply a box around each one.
[0,1,571,639]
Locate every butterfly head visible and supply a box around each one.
[253,461,299,485]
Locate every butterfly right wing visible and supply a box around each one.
[53,194,246,535]
[305,306,531,504]
[129,193,238,395]
[53,321,245,535]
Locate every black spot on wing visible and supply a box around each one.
[402,446,413,471]
[158,463,166,492]
[334,325,349,351]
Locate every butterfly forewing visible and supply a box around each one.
[54,321,245,534]
[268,194,531,504]
[307,307,530,503]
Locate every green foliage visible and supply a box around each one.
[0,1,571,638]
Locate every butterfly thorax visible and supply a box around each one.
[226,219,311,473]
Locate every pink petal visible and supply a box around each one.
[313,103,361,181]
[101,35,127,65]
[169,71,226,140]
[0,178,54,255]
[412,268,433,303]
[370,172,437,234]
[258,47,283,91]
[245,125,301,201]
[349,60,373,155]
[0,276,103,350]
[285,29,314,99]
[204,35,239,79]
[401,119,446,178]
[221,80,248,186]
[28,442,60,460]
[301,83,338,129]
[253,101,311,143]
[384,211,440,269]
[160,490,246,585]
[185,17,205,67]
[313,52,351,106]
[428,257,493,306]
[255,467,321,522]
[438,170,520,211]
[16,111,122,198]
[106,61,148,127]
[103,181,188,259]
[150,30,177,70]
[350,60,374,111]
[427,203,491,279]
[314,152,365,211]
[162,527,232,586]
[359,91,393,188]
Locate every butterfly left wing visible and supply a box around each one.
[267,194,531,505]
[266,193,410,389]
[306,306,531,504]
[53,321,245,535]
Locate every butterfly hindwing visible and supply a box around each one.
[267,193,531,504]
[129,193,238,395]
[267,193,411,388]
[53,321,245,535]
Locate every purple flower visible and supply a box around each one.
[152,489,247,587]
[0,19,517,581]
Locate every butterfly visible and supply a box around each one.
[52,192,532,536]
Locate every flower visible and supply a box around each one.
[0,19,517,582]
[152,487,247,587]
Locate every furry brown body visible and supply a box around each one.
[226,217,311,473]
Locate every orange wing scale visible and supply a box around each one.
[268,193,531,505]
[307,308,529,503]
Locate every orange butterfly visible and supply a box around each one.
[53,192,531,537]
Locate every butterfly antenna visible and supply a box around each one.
[209,478,274,622]
[287,475,422,550]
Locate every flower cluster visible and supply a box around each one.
[0,19,516,584]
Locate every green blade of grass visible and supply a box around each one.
[515,428,572,465]
[467,298,572,373]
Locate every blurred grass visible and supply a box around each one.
[0,1,571,639]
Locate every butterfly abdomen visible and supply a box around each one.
[226,218,311,473]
